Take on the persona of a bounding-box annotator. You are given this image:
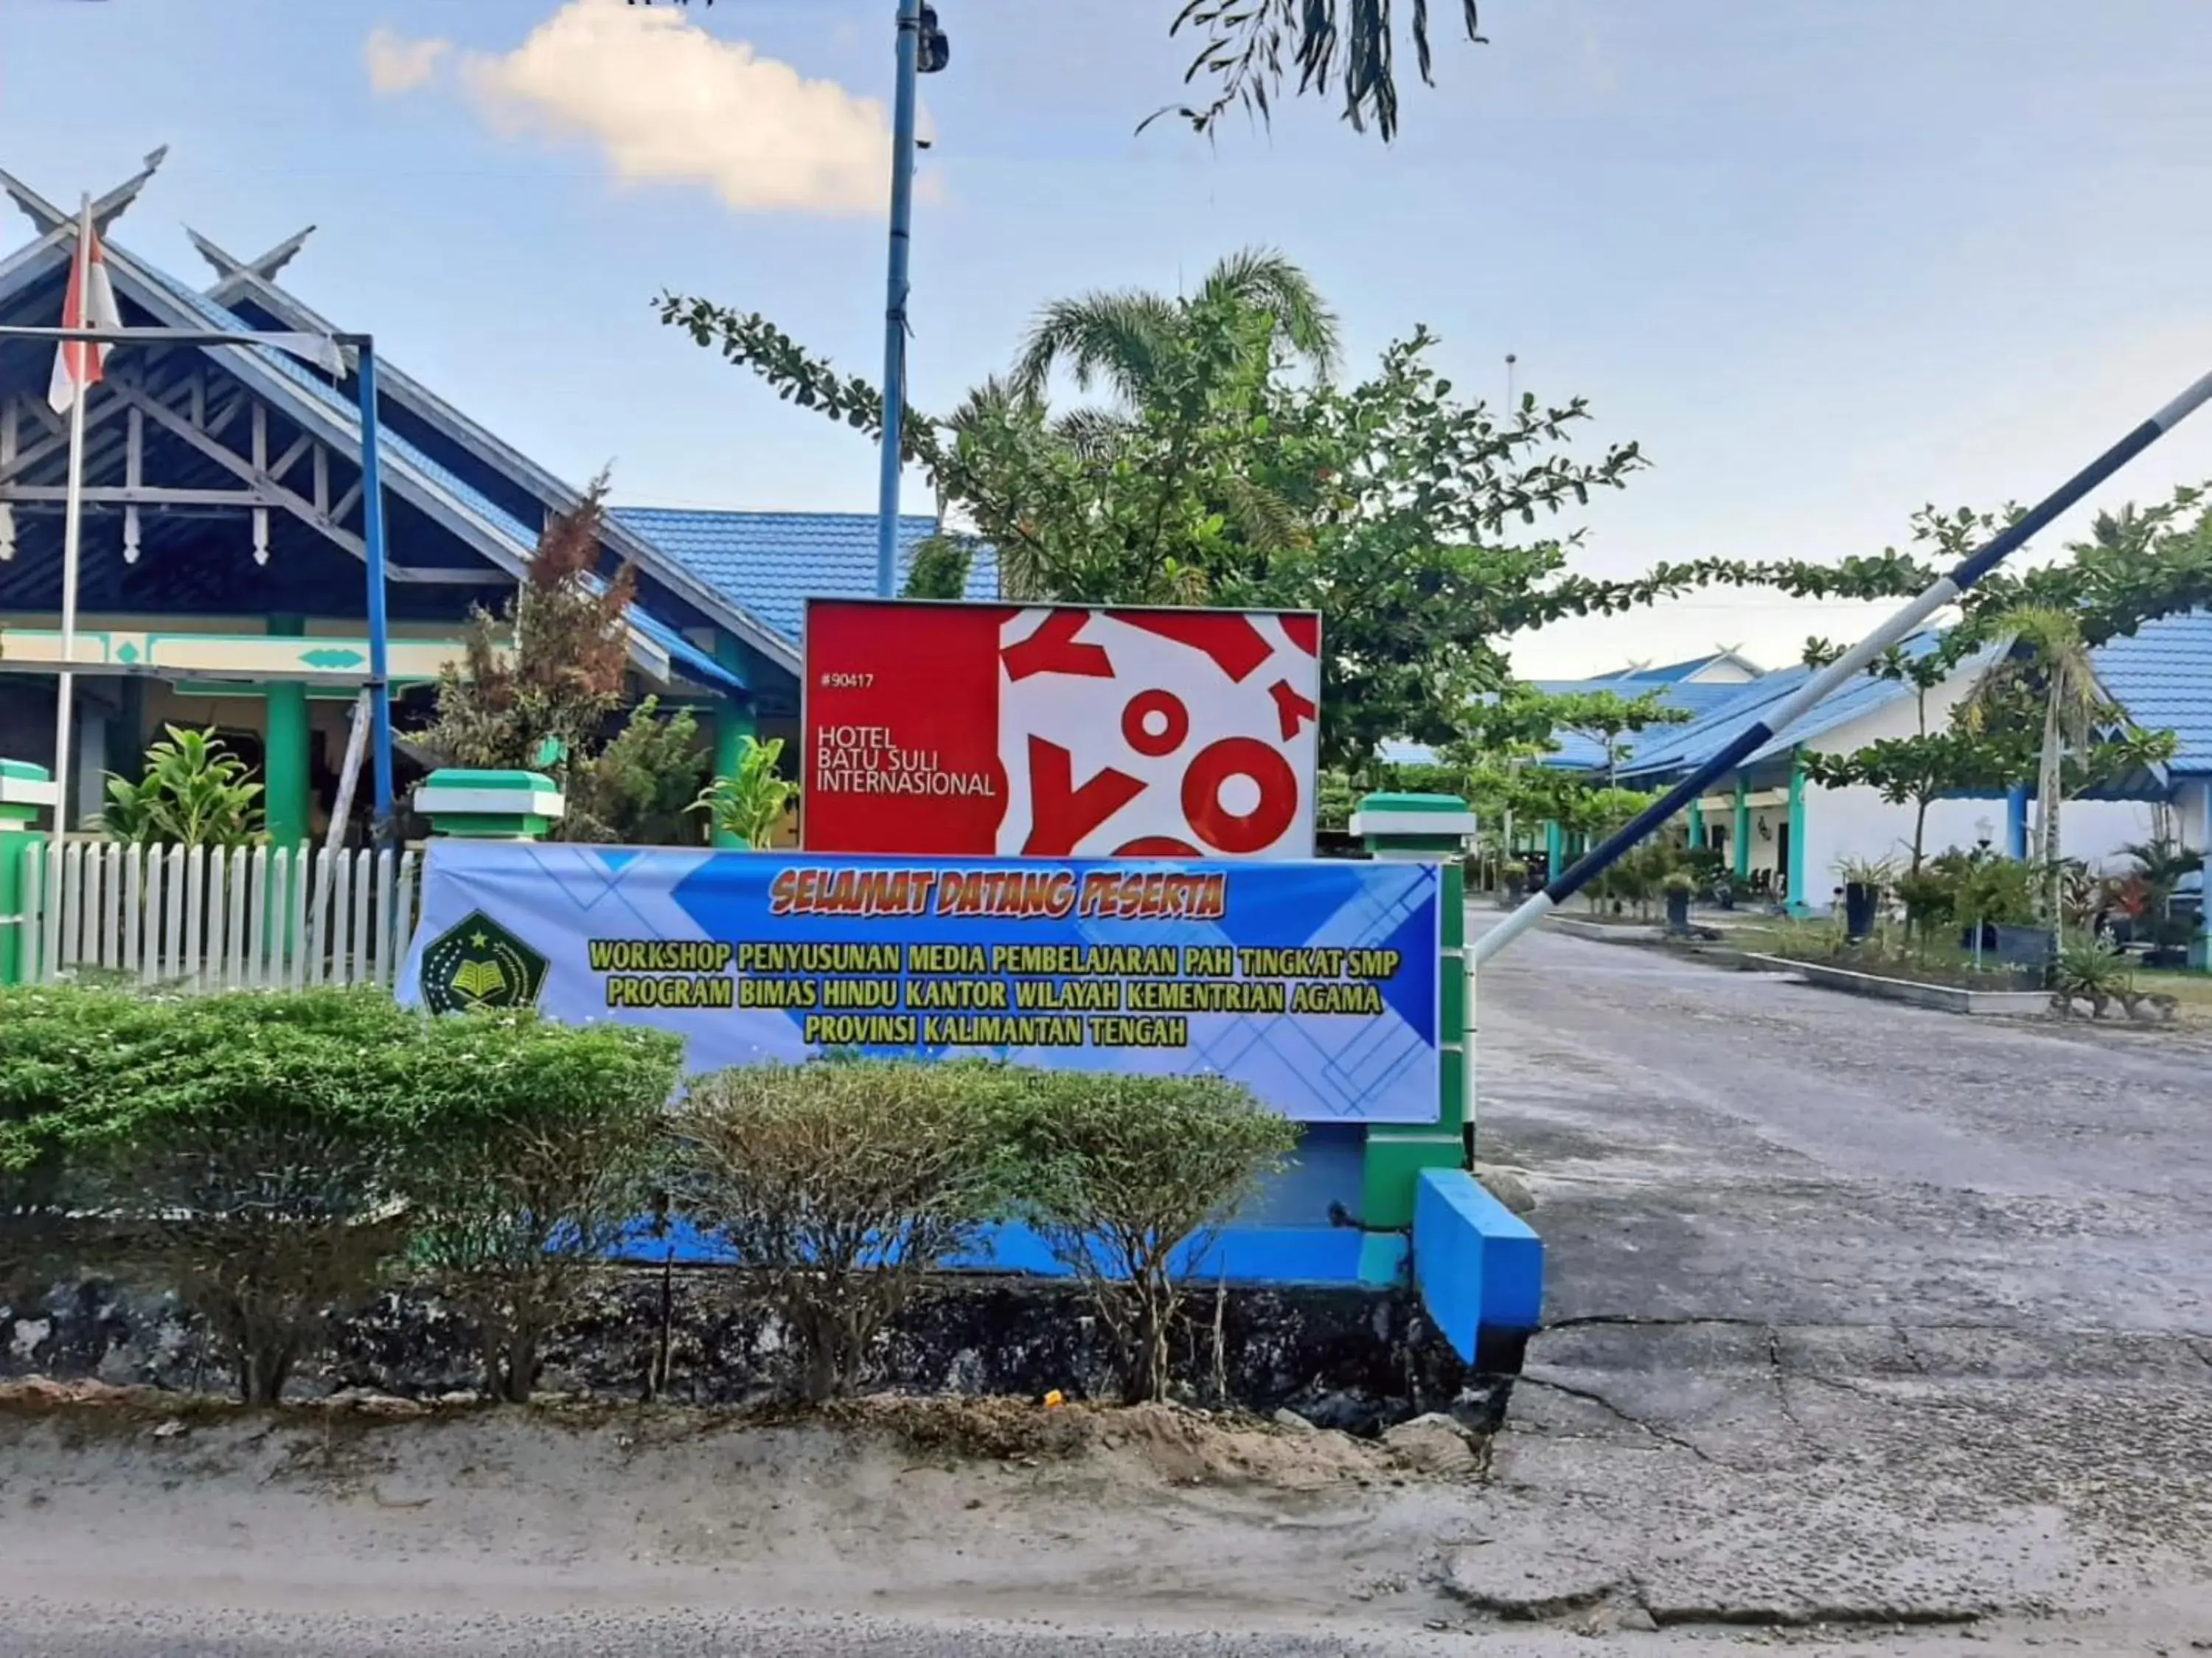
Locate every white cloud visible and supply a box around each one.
[365,25,449,95]
[445,0,914,217]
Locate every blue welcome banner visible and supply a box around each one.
[397,844,1441,1125]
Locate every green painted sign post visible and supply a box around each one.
[1350,790,1478,1284]
[412,769,566,842]
[0,760,55,986]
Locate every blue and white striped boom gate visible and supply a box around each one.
[1473,367,2212,968]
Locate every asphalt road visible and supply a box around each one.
[1473,915,2212,1336]
[1462,916,2212,1643]
[7,917,2210,1654]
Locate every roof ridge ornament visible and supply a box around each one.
[0,148,168,240]
[189,223,317,296]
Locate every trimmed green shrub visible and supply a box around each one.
[0,985,161,1290]
[671,1060,1017,1403]
[399,1010,683,1402]
[53,988,428,1404]
[1006,1073,1296,1404]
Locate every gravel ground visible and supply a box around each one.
[4,914,2208,1656]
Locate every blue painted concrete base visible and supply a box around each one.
[1411,1168,1544,1364]
[632,1215,1397,1288]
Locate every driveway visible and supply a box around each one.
[1464,915,2212,1638]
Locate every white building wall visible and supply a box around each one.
[2180,780,2211,853]
[2039,799,2166,873]
[1789,659,2168,906]
[1798,788,1997,897]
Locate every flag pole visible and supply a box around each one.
[45,196,94,943]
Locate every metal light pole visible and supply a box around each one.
[876,0,947,597]
[344,335,397,849]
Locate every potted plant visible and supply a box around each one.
[1834,856,1895,943]
[1662,869,1697,932]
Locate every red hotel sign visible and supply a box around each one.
[803,600,1322,859]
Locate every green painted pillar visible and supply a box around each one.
[710,636,758,850]
[1350,791,1479,1286]
[0,760,56,986]
[264,617,312,851]
[1687,798,1705,853]
[1785,750,1809,915]
[1732,773,1752,881]
[1543,819,1565,877]
[414,770,565,841]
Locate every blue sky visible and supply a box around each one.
[3,0,2209,675]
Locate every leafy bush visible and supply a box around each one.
[97,725,264,848]
[399,1011,684,1402]
[0,985,160,1289]
[900,533,973,600]
[1947,851,2039,927]
[671,1061,1016,1403]
[692,735,797,850]
[1005,1073,1295,1404]
[564,696,709,846]
[1891,864,1960,940]
[54,989,428,1404]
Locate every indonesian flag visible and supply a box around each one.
[48,215,122,415]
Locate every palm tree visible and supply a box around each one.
[1155,1,1486,142]
[1958,606,2111,931]
[2118,836,2205,926]
[1011,248,1340,404]
[961,256,1335,605]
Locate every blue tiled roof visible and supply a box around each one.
[1610,651,1764,684]
[77,246,750,698]
[612,509,999,646]
[1615,656,1712,683]
[126,255,548,553]
[2093,610,2212,778]
[1618,632,2012,781]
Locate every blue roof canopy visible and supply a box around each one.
[613,509,998,647]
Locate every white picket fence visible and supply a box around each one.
[16,841,422,991]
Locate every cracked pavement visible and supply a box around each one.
[1462,915,2212,1645]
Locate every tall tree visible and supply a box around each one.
[415,479,706,844]
[1957,606,2133,927]
[659,268,1937,773]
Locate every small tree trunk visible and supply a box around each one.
[2039,695,2065,932]
[238,1342,294,1406]
[503,1322,538,1405]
